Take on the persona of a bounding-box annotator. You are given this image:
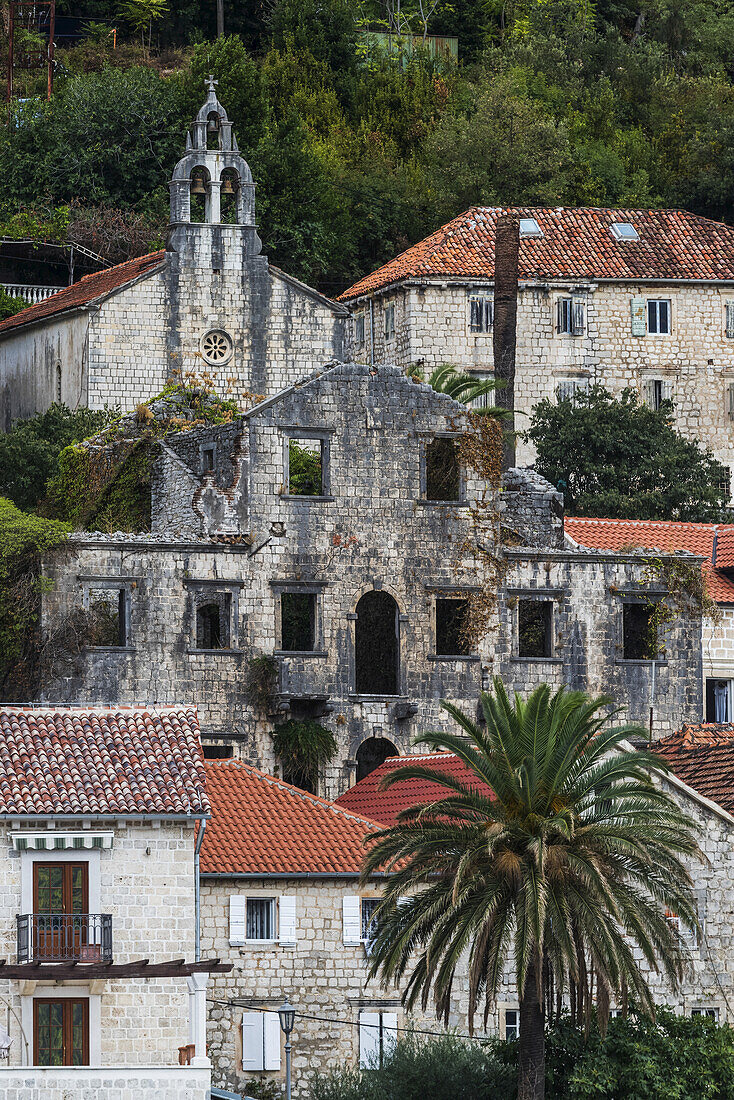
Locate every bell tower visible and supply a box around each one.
[167,76,262,263]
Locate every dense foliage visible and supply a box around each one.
[4,0,734,291]
[310,1012,734,1100]
[529,386,732,521]
[272,718,338,791]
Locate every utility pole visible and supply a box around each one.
[492,213,520,470]
[216,0,224,37]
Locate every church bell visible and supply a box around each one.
[221,176,236,196]
[191,174,207,196]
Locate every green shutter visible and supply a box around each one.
[631,297,646,336]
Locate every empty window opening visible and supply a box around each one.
[89,589,127,648]
[220,169,239,224]
[356,737,398,781]
[647,299,671,335]
[201,446,215,474]
[504,1009,520,1041]
[611,222,639,241]
[281,592,316,652]
[518,600,553,658]
[355,314,365,344]
[288,438,323,496]
[206,111,220,150]
[436,597,471,656]
[246,897,275,940]
[190,169,209,223]
[644,378,672,411]
[203,743,234,759]
[196,596,231,650]
[706,678,733,722]
[469,297,493,333]
[622,602,657,660]
[355,591,399,695]
[425,437,461,501]
[519,218,542,238]
[384,303,395,340]
[55,363,62,404]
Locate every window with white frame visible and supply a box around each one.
[664,908,698,949]
[229,895,297,946]
[355,313,365,344]
[556,297,584,335]
[247,897,274,940]
[343,895,384,946]
[519,218,542,238]
[468,371,495,409]
[642,378,672,411]
[556,377,589,403]
[384,303,395,340]
[691,1007,719,1021]
[469,296,493,333]
[706,678,733,722]
[647,299,671,334]
[611,222,639,241]
[504,1009,519,1040]
[609,1008,624,1019]
[361,897,381,943]
[359,1010,398,1068]
[241,1011,282,1071]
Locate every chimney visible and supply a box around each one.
[492,214,520,470]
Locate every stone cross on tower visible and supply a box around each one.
[206,74,218,94]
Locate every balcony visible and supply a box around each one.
[0,282,65,304]
[17,913,112,964]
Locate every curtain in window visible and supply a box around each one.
[714,681,729,723]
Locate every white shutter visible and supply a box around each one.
[242,1012,265,1072]
[381,1012,398,1058]
[279,895,297,946]
[229,896,246,946]
[263,1012,282,1070]
[571,298,584,335]
[631,297,646,336]
[661,379,672,404]
[642,379,655,407]
[726,301,734,339]
[359,1011,381,1068]
[343,896,361,945]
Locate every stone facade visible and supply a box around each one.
[0,1066,211,1100]
[0,82,350,427]
[40,362,702,791]
[350,280,734,479]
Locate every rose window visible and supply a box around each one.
[201,329,233,366]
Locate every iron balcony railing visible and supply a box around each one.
[17,913,113,963]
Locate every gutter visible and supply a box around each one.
[194,818,207,962]
[200,871,387,880]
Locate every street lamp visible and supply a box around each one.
[278,997,296,1100]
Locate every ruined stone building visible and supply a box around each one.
[340,206,734,481]
[40,362,702,796]
[0,79,349,429]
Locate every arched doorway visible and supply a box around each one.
[356,738,398,782]
[355,591,399,695]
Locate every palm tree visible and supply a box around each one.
[362,680,701,1100]
[409,364,508,416]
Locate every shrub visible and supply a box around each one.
[272,718,338,792]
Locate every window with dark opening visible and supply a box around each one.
[56,363,62,404]
[89,589,126,647]
[356,737,398,781]
[190,169,208,223]
[288,438,323,496]
[281,592,316,652]
[220,169,239,224]
[355,591,399,695]
[201,446,215,474]
[647,299,671,335]
[436,597,471,656]
[706,678,732,722]
[196,596,231,650]
[425,437,460,501]
[203,744,234,759]
[518,600,552,658]
[622,602,657,660]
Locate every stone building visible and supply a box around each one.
[40,362,702,792]
[0,78,350,430]
[339,206,734,480]
[0,703,223,1100]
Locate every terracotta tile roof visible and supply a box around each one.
[0,251,165,336]
[654,724,734,814]
[339,207,734,301]
[0,706,208,816]
[565,516,734,603]
[714,528,734,570]
[201,760,384,875]
[334,753,491,826]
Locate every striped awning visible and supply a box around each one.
[10,832,114,852]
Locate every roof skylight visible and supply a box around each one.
[519,217,543,238]
[611,222,639,241]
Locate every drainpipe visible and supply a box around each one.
[194,818,207,963]
[369,299,375,367]
[493,214,520,470]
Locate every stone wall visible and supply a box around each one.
[0,1067,210,1099]
[0,312,89,429]
[352,281,734,474]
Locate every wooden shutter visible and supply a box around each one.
[279,896,297,946]
[630,297,646,336]
[343,896,361,945]
[571,298,584,335]
[242,1012,265,1072]
[382,1012,398,1059]
[359,1011,381,1068]
[469,298,482,331]
[556,299,564,333]
[229,896,246,946]
[263,1012,282,1070]
[485,299,494,329]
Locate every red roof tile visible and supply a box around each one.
[0,251,165,336]
[201,760,384,875]
[0,706,208,816]
[334,752,491,826]
[339,207,734,301]
[565,516,734,603]
[654,724,734,814]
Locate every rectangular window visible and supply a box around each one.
[88,587,127,648]
[288,438,324,496]
[355,313,365,344]
[246,897,275,941]
[556,377,589,403]
[195,593,232,650]
[643,378,672,411]
[504,1009,519,1041]
[691,1008,719,1021]
[647,299,671,334]
[664,908,698,949]
[359,1010,398,1069]
[727,383,734,421]
[281,592,316,652]
[384,303,395,340]
[622,603,657,660]
[203,743,234,759]
[201,445,215,474]
[556,298,584,335]
[242,1011,282,1072]
[425,437,461,501]
[468,371,495,410]
[706,678,733,722]
[518,600,553,658]
[469,296,493,333]
[361,897,380,943]
[726,301,734,339]
[436,597,471,656]
[34,999,89,1066]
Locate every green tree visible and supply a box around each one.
[119,0,169,53]
[272,718,338,792]
[176,35,268,153]
[409,363,507,415]
[529,385,731,521]
[362,680,700,1100]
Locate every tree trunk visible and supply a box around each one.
[518,955,545,1100]
[216,0,225,37]
[492,214,520,470]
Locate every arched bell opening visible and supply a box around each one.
[189,167,211,224]
[220,169,240,225]
[206,111,221,150]
[356,737,399,782]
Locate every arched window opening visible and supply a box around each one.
[55,363,62,404]
[196,600,229,650]
[356,738,398,782]
[355,591,399,695]
[220,169,239,225]
[206,112,220,150]
[190,169,209,224]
